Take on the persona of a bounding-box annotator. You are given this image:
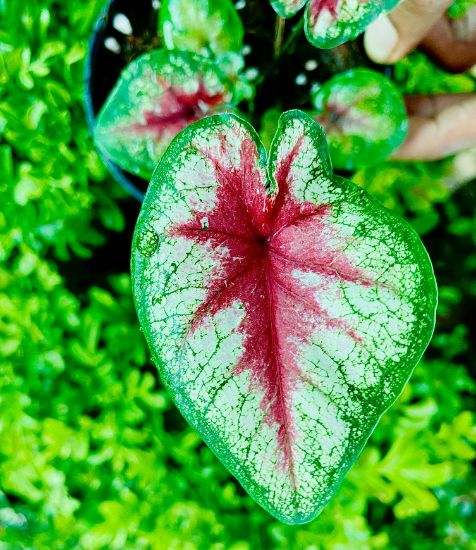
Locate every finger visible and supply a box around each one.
[443,146,476,191]
[451,5,476,42]
[393,95,476,160]
[405,93,475,116]
[421,11,476,72]
[364,0,453,64]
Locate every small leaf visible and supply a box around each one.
[305,0,399,48]
[270,0,399,48]
[312,69,408,170]
[159,0,244,57]
[132,110,437,524]
[271,0,307,18]
[94,50,233,179]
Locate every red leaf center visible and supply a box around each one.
[129,79,227,140]
[170,132,372,473]
[309,0,368,24]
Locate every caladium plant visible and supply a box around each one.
[312,68,408,170]
[270,0,399,49]
[132,110,437,524]
[94,49,233,179]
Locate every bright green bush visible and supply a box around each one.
[1,0,475,548]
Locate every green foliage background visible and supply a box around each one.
[1,0,475,548]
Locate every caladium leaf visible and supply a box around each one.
[270,0,399,49]
[312,69,408,171]
[94,50,233,179]
[271,0,307,18]
[159,0,244,57]
[305,0,399,48]
[132,110,437,524]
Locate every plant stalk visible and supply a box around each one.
[273,16,285,58]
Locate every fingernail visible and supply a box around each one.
[364,15,399,64]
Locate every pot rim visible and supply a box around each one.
[83,0,146,202]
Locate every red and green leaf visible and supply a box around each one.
[305,0,399,48]
[271,0,399,49]
[312,69,408,170]
[132,110,437,524]
[94,50,233,179]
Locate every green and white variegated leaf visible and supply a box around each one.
[270,0,400,49]
[132,110,437,524]
[271,0,307,18]
[312,69,408,170]
[94,49,232,179]
[305,0,400,48]
[159,0,244,57]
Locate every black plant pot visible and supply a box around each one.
[84,0,162,201]
[85,0,388,200]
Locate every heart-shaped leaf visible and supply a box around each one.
[132,110,437,524]
[159,0,244,57]
[312,69,408,170]
[271,0,399,49]
[94,50,233,179]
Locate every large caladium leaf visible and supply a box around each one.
[271,0,399,49]
[312,69,408,171]
[94,50,232,179]
[159,0,244,57]
[132,110,437,524]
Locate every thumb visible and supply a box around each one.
[393,94,476,160]
[364,0,453,64]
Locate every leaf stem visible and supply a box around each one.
[280,18,304,57]
[273,16,285,58]
[256,19,304,87]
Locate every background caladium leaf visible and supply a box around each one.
[132,110,437,524]
[159,0,244,57]
[306,0,400,48]
[271,0,307,18]
[271,0,399,49]
[312,69,408,171]
[94,50,233,179]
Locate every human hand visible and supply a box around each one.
[363,0,476,161]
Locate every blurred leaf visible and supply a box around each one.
[312,68,408,170]
[94,49,234,179]
[159,0,243,57]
